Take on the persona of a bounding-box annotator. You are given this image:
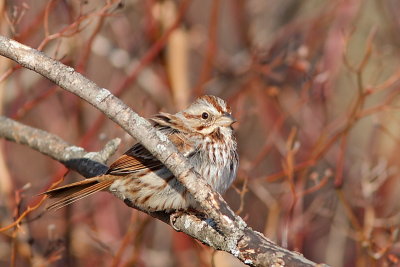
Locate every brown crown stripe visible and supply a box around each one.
[202,95,225,113]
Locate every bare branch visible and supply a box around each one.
[0,36,327,267]
[0,116,119,177]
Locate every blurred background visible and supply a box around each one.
[1,0,400,266]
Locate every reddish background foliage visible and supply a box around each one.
[1,1,400,266]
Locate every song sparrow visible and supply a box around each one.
[44,95,238,212]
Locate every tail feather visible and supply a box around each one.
[42,178,99,199]
[42,177,114,211]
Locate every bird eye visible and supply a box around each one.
[201,112,209,119]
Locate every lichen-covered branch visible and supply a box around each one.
[0,36,327,266]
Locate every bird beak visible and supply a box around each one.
[217,113,236,127]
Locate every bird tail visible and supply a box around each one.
[41,176,114,211]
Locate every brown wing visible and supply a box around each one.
[106,143,164,175]
[107,130,198,175]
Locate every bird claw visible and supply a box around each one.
[170,211,185,231]
[170,210,210,232]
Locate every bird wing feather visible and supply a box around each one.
[107,130,197,175]
[106,143,164,175]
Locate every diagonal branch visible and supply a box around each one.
[0,36,327,267]
[0,115,119,177]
